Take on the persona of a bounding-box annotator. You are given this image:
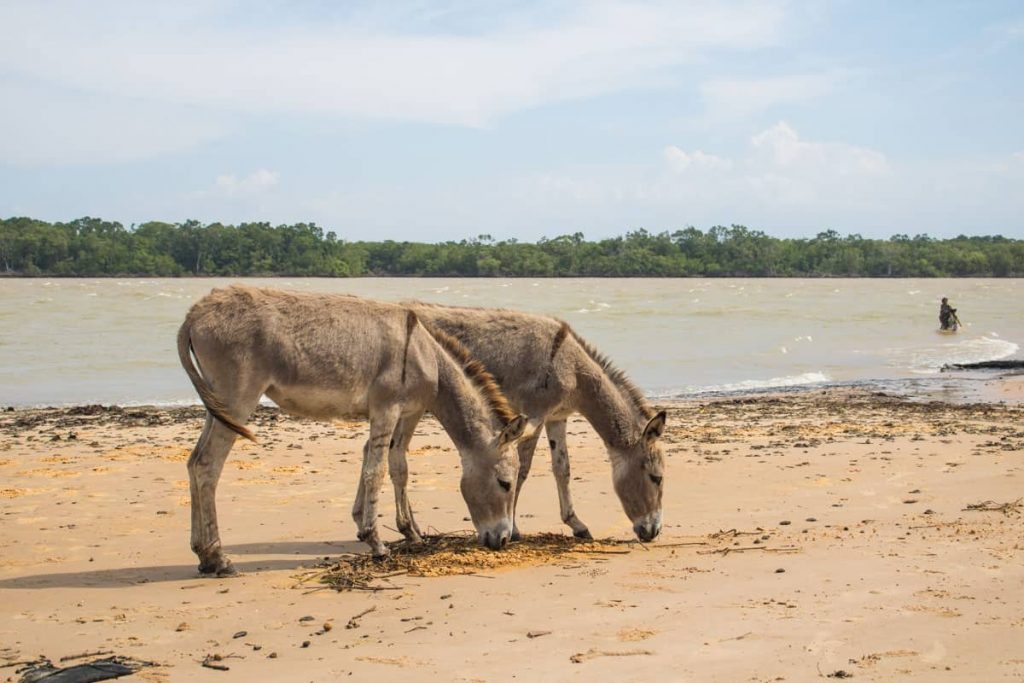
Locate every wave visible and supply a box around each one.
[889,335,1020,374]
[650,371,831,399]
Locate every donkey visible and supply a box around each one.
[367,303,666,544]
[177,286,527,576]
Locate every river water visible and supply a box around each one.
[1,278,1021,407]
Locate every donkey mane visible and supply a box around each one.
[411,299,654,422]
[417,315,518,427]
[566,326,655,421]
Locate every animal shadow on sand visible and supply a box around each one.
[0,539,364,589]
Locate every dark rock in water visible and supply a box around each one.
[942,360,1024,372]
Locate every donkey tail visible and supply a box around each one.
[176,322,256,442]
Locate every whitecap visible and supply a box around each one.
[650,372,831,398]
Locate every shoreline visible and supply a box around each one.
[5,367,1023,413]
[3,387,1023,680]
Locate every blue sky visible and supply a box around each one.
[1,0,1022,241]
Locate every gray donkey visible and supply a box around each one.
[177,286,526,576]
[369,303,666,544]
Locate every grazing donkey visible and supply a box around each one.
[177,286,526,576]
[370,303,666,544]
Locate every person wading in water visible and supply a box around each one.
[939,297,959,331]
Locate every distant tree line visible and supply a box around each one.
[1,216,1022,277]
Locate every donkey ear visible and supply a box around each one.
[499,414,528,447]
[643,410,667,442]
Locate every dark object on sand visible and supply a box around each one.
[19,658,140,683]
[941,360,1024,372]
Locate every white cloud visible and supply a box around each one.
[749,121,890,175]
[663,146,732,172]
[530,122,896,226]
[0,78,223,166]
[213,169,280,197]
[663,121,891,207]
[700,73,842,118]
[0,1,785,130]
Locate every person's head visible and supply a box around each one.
[941,297,948,303]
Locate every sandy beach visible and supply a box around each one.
[2,385,1023,682]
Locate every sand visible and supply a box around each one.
[1,387,1023,682]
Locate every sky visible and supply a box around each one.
[1,0,1022,241]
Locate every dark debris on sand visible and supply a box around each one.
[303,533,635,592]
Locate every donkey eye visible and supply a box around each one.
[497,479,512,492]
[648,474,663,486]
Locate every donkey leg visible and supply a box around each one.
[351,440,370,528]
[358,407,402,557]
[510,427,542,541]
[546,420,591,539]
[188,417,241,576]
[388,411,425,543]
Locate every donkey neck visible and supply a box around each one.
[573,358,642,450]
[430,351,498,453]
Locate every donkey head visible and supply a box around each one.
[459,414,527,549]
[610,410,666,541]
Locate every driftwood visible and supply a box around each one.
[963,498,1022,514]
[570,648,654,663]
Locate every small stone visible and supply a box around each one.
[779,520,791,526]
[301,640,311,648]
[323,622,333,632]
[299,615,315,623]
[175,622,189,632]
[805,517,817,522]
[775,568,786,574]
[268,652,278,659]
[233,630,247,639]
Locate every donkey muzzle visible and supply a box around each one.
[634,516,662,542]
[480,528,511,550]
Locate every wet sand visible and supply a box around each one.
[1,387,1023,681]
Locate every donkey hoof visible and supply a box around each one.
[198,557,236,577]
[510,528,522,542]
[216,562,239,577]
[573,528,594,540]
[371,550,390,563]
